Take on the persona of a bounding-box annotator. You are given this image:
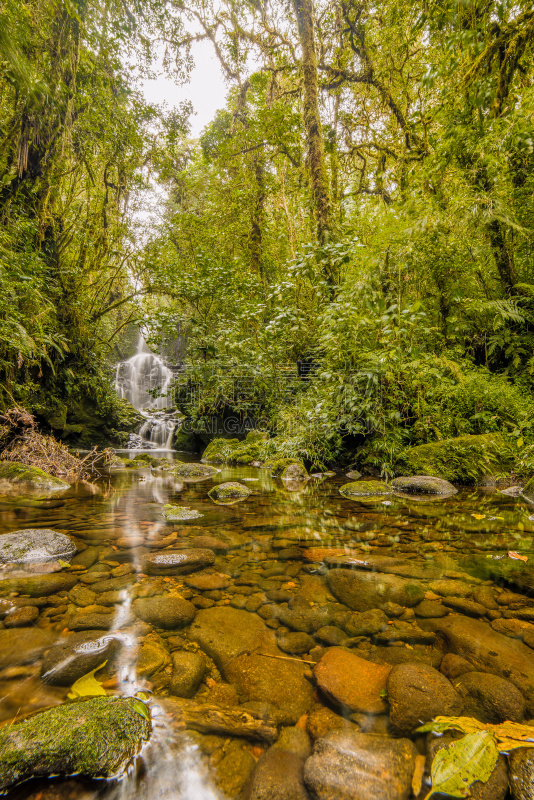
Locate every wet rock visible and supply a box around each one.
[453,671,526,722]
[0,462,70,499]
[208,482,251,501]
[473,585,499,610]
[277,632,315,654]
[90,574,135,593]
[491,618,534,639]
[0,696,150,790]
[314,626,347,646]
[0,628,55,669]
[414,600,448,618]
[185,572,230,591]
[4,606,39,627]
[172,462,219,479]
[327,568,424,611]
[509,748,534,800]
[132,595,196,629]
[140,549,215,575]
[314,648,390,714]
[170,651,206,697]
[136,632,171,677]
[391,475,457,495]
[387,663,463,734]
[303,729,417,800]
[0,529,76,564]
[212,739,255,799]
[428,579,473,597]
[41,629,119,685]
[306,708,355,741]
[68,586,97,607]
[189,607,272,670]
[339,481,390,497]
[373,623,437,645]
[279,607,331,634]
[427,735,508,800]
[249,748,310,800]
[191,535,234,551]
[225,653,314,725]
[440,653,475,679]
[368,645,442,670]
[429,616,534,714]
[0,573,77,597]
[345,470,361,480]
[68,612,115,631]
[274,727,312,758]
[266,589,292,602]
[442,596,487,617]
[344,608,388,636]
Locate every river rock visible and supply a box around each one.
[0,529,76,564]
[314,648,391,714]
[188,607,272,670]
[248,748,310,800]
[41,629,120,685]
[427,735,508,800]
[429,616,534,714]
[136,633,171,677]
[327,568,424,611]
[140,549,215,575]
[279,606,331,633]
[277,632,315,654]
[303,729,417,800]
[386,663,463,734]
[428,579,473,597]
[0,696,150,790]
[440,653,475,679]
[184,572,230,590]
[213,739,256,798]
[0,573,77,596]
[225,653,314,725]
[344,608,389,636]
[339,481,390,497]
[391,475,457,495]
[0,462,70,498]
[306,708,355,741]
[414,600,448,618]
[453,671,526,722]
[172,463,219,479]
[0,628,56,669]
[132,595,196,629]
[314,626,347,646]
[509,748,534,800]
[3,606,39,627]
[170,651,206,697]
[208,482,251,500]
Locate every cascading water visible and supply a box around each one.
[115,335,178,450]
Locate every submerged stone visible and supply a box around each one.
[386,663,463,734]
[314,648,391,714]
[0,696,150,790]
[161,504,203,521]
[140,549,215,575]
[391,475,457,495]
[0,461,70,498]
[327,568,424,611]
[0,628,56,669]
[0,573,77,597]
[0,529,76,564]
[339,480,390,497]
[41,629,120,685]
[132,595,196,629]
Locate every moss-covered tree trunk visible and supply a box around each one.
[292,0,331,255]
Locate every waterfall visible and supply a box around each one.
[115,335,178,450]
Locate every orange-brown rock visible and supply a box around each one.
[313,648,391,714]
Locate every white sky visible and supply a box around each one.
[141,41,228,138]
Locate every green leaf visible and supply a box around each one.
[132,699,150,721]
[425,731,499,800]
[67,661,107,699]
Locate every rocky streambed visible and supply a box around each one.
[0,459,534,799]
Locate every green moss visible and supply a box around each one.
[401,433,512,483]
[202,434,270,465]
[0,461,70,497]
[172,462,219,478]
[391,475,457,495]
[281,462,308,480]
[339,480,390,497]
[245,430,270,444]
[264,457,306,477]
[0,573,77,597]
[161,504,203,521]
[0,696,150,789]
[202,438,241,464]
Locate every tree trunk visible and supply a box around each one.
[292,0,331,253]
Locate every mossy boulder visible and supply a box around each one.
[391,475,457,496]
[0,462,70,498]
[202,438,241,464]
[339,480,390,497]
[208,482,252,501]
[281,462,308,481]
[0,696,150,790]
[202,432,270,465]
[172,462,219,479]
[161,504,203,521]
[265,458,307,478]
[401,434,512,484]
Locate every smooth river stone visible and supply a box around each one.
[304,730,418,800]
[0,529,76,564]
[0,573,77,597]
[0,628,56,669]
[185,572,230,591]
[141,549,215,575]
[327,568,424,612]
[132,595,196,629]
[390,475,458,495]
[41,629,120,685]
[314,648,391,714]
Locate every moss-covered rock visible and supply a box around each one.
[281,462,308,481]
[391,475,458,496]
[265,457,306,478]
[208,482,252,501]
[0,573,77,597]
[522,477,534,502]
[202,438,241,464]
[161,504,204,521]
[339,480,390,497]
[0,529,76,564]
[401,433,512,483]
[202,432,270,465]
[0,696,150,790]
[0,461,70,498]
[172,462,219,479]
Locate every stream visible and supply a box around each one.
[1,457,534,799]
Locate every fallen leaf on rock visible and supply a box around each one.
[508,551,528,561]
[412,754,426,797]
[471,514,486,520]
[68,661,107,699]
[424,731,498,799]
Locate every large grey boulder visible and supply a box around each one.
[0,529,76,564]
[391,475,457,495]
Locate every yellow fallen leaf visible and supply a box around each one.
[68,661,108,699]
[508,551,528,562]
[471,513,486,520]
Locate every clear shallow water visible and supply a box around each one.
[1,458,534,800]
